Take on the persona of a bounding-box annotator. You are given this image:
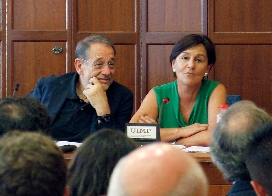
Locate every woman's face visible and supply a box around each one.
[172,44,211,86]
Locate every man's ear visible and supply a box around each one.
[74,58,84,75]
[251,181,267,196]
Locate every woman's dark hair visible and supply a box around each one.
[170,34,216,66]
[68,128,139,196]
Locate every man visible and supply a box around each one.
[28,34,133,142]
[0,96,51,136]
[246,122,272,196]
[0,131,68,196]
[107,143,208,196]
[210,100,272,196]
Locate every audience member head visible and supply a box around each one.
[0,131,68,196]
[68,128,139,196]
[108,142,208,196]
[246,122,272,196]
[210,100,272,182]
[0,96,51,136]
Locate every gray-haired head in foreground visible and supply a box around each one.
[0,96,51,136]
[210,100,272,182]
[0,131,67,196]
[246,122,272,195]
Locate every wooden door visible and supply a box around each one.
[208,0,272,113]
[4,0,72,97]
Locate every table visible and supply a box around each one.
[189,153,231,196]
[64,152,231,196]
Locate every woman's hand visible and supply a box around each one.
[178,123,208,138]
[160,123,209,146]
[169,123,209,146]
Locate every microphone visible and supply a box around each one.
[158,97,170,126]
[162,97,169,104]
[12,83,20,97]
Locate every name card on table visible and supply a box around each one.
[126,123,160,145]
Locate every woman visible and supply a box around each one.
[130,34,227,146]
[67,128,139,196]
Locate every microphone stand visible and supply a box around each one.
[158,98,169,126]
[12,83,20,97]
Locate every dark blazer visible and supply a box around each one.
[227,180,256,196]
[28,72,133,141]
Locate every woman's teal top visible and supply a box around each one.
[154,80,219,127]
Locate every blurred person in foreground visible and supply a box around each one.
[0,131,68,196]
[130,34,227,146]
[28,34,133,142]
[0,96,51,136]
[68,128,139,196]
[210,100,272,196]
[107,142,208,196]
[246,122,272,196]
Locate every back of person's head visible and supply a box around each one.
[0,96,51,136]
[68,128,139,196]
[170,34,216,65]
[0,130,67,196]
[75,34,116,60]
[108,142,208,196]
[246,122,272,196]
[210,100,272,182]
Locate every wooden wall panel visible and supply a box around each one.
[209,0,271,44]
[12,42,67,96]
[77,0,135,32]
[114,45,136,98]
[215,45,272,112]
[4,0,72,97]
[12,0,66,30]
[214,1,271,33]
[142,0,207,99]
[208,0,272,113]
[73,0,140,111]
[147,45,175,90]
[147,0,204,32]
[0,1,5,97]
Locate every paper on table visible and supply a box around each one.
[56,141,82,148]
[173,145,186,150]
[183,146,210,153]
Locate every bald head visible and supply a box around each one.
[108,143,208,196]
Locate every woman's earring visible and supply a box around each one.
[173,68,176,73]
[204,72,208,77]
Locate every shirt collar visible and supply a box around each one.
[66,73,79,99]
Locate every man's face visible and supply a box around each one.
[75,43,115,91]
